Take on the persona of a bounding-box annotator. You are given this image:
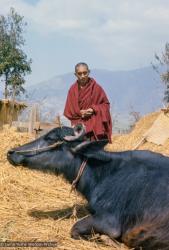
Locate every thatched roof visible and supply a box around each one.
[0,99,27,108]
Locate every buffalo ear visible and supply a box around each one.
[71,140,111,162]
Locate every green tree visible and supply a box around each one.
[0,7,32,99]
[152,43,169,105]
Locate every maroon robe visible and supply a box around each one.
[64,78,112,143]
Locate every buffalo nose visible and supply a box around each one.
[7,150,14,156]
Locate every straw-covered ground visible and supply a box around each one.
[0,111,168,250]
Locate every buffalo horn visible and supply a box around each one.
[63,124,86,141]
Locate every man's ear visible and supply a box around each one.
[71,140,111,162]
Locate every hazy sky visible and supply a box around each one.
[0,0,169,85]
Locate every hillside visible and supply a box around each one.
[26,66,164,128]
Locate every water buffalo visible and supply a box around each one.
[7,125,169,249]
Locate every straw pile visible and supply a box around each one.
[1,111,168,250]
[106,110,169,155]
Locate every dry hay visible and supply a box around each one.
[0,125,129,250]
[106,110,169,156]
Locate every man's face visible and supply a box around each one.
[75,65,90,85]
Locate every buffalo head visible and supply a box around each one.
[7,124,108,172]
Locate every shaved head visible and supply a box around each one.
[75,62,89,73]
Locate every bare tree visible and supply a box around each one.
[152,43,169,105]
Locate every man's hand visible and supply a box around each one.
[80,108,94,118]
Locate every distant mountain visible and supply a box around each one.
[26,66,164,130]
